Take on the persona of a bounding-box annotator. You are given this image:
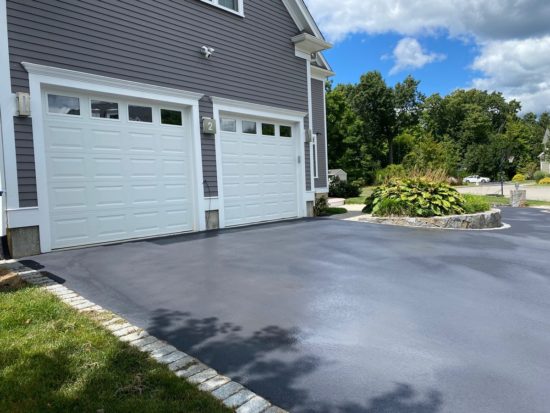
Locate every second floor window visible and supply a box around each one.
[219,0,237,11]
[202,0,242,15]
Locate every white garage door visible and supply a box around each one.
[43,90,196,249]
[220,114,299,227]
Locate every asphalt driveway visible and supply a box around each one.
[24,208,550,413]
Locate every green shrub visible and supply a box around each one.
[363,178,466,217]
[313,196,329,216]
[512,173,526,182]
[539,177,550,185]
[534,171,550,183]
[375,164,406,184]
[329,177,361,198]
[462,194,491,214]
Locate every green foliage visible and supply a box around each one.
[363,179,466,217]
[517,162,540,179]
[313,196,329,216]
[326,207,348,215]
[329,177,361,198]
[534,171,550,183]
[402,134,461,175]
[375,164,406,184]
[539,177,550,185]
[512,173,526,182]
[462,194,491,214]
[326,71,547,185]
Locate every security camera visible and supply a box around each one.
[201,46,215,59]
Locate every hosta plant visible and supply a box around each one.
[363,178,467,217]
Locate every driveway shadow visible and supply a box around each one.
[147,309,443,413]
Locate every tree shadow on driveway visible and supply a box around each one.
[146,309,443,413]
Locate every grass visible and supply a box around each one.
[325,207,348,215]
[344,187,374,205]
[470,195,550,208]
[0,283,231,413]
[462,194,491,214]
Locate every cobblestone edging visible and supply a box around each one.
[350,208,503,230]
[3,261,287,413]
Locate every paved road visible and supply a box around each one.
[24,208,550,413]
[456,183,550,201]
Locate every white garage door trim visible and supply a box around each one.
[24,63,206,253]
[212,97,308,228]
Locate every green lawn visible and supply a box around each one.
[473,195,550,208]
[325,207,348,215]
[344,187,374,205]
[0,284,231,413]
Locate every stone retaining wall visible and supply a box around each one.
[355,209,502,230]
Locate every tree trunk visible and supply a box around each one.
[388,137,394,164]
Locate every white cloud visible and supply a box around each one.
[304,0,550,43]
[388,38,445,75]
[471,36,550,113]
[304,0,550,112]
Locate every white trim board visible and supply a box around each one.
[23,64,206,252]
[0,0,20,227]
[311,65,335,81]
[23,63,204,103]
[211,96,307,121]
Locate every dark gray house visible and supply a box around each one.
[0,0,333,256]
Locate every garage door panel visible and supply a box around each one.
[95,184,126,208]
[92,157,125,180]
[128,132,157,153]
[50,186,88,211]
[51,216,91,245]
[160,135,188,154]
[48,156,88,180]
[46,125,86,151]
[44,92,196,249]
[130,184,160,206]
[164,209,192,231]
[96,214,127,238]
[90,129,123,152]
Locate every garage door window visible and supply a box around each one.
[48,94,80,116]
[91,100,119,119]
[242,120,257,134]
[262,123,275,136]
[280,125,292,138]
[129,105,153,123]
[221,118,237,132]
[161,109,183,126]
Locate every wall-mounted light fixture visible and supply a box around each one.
[16,92,31,117]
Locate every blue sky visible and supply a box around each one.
[325,33,482,97]
[305,0,550,114]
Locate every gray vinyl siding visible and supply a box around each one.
[6,0,309,206]
[13,116,37,207]
[312,79,328,189]
[199,96,218,197]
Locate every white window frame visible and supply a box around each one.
[313,133,319,179]
[200,0,244,17]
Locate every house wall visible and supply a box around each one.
[312,78,327,189]
[6,0,309,205]
[542,161,550,174]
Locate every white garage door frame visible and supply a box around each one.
[212,97,308,229]
[23,63,206,253]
